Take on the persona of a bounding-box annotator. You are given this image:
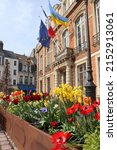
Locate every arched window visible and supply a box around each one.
[62,29,69,48]
[75,14,86,51]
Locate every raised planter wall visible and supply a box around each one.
[0,108,53,150]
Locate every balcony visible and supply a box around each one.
[74,41,88,55]
[54,47,74,66]
[93,32,100,47]
[45,65,51,73]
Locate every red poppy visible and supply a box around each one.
[68,118,73,123]
[92,98,100,108]
[95,112,100,121]
[80,105,94,115]
[13,98,19,105]
[51,131,71,146]
[66,104,79,115]
[50,121,58,128]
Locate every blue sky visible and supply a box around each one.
[0,0,59,56]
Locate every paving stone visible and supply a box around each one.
[0,126,18,150]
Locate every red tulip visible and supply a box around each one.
[51,131,71,146]
[93,99,100,108]
[95,112,100,121]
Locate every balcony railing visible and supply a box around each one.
[54,47,74,66]
[93,32,100,46]
[74,41,88,54]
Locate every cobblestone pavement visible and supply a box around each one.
[0,125,18,150]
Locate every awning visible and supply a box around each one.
[17,84,36,91]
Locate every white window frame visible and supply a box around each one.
[62,29,69,48]
[77,63,86,87]
[95,0,100,33]
[76,14,86,51]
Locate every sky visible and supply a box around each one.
[0,0,59,56]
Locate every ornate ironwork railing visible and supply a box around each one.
[74,41,88,54]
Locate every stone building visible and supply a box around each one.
[0,41,36,93]
[36,0,100,96]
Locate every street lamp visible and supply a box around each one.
[84,0,96,100]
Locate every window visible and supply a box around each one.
[77,63,86,87]
[47,77,50,93]
[13,79,16,85]
[54,40,58,56]
[62,29,69,48]
[14,61,17,66]
[40,80,43,92]
[13,70,17,75]
[19,75,23,84]
[40,55,43,71]
[0,56,2,65]
[95,0,100,33]
[76,14,86,51]
[25,76,28,84]
[30,77,33,84]
[23,65,26,71]
[46,49,50,66]
[97,57,100,87]
[63,0,67,14]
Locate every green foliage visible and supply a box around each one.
[83,126,100,150]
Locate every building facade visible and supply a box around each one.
[0,41,36,94]
[36,0,100,96]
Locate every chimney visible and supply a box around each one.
[0,41,3,50]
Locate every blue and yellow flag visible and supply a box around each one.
[39,20,50,48]
[48,0,68,27]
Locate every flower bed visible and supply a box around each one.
[0,84,100,150]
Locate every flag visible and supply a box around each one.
[48,26,55,38]
[48,0,68,27]
[41,6,55,38]
[38,20,50,48]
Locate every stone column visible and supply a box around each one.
[54,70,58,87]
[66,65,71,85]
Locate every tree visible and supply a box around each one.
[1,60,11,94]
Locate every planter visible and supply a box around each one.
[0,108,81,150]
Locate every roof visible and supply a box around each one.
[0,49,5,56]
[15,54,28,63]
[3,50,17,59]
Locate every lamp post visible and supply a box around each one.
[84,0,96,100]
